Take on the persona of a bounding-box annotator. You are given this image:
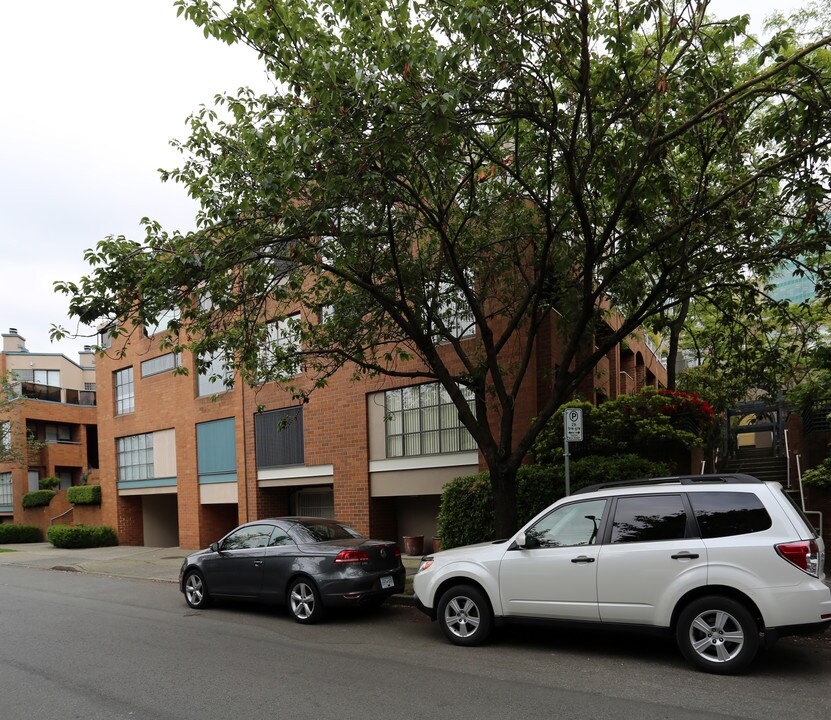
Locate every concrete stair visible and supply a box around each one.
[722,448,788,485]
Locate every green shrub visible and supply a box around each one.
[532,388,716,473]
[39,476,60,490]
[0,524,42,543]
[67,484,101,505]
[437,456,670,550]
[47,524,118,549]
[22,490,56,508]
[802,458,831,488]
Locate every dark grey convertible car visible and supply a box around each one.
[179,517,405,623]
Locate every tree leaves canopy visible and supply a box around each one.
[53,0,831,534]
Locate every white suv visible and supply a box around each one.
[413,474,831,674]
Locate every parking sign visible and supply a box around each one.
[564,408,583,442]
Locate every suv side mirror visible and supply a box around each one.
[210,542,221,553]
[516,532,541,550]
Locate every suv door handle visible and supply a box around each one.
[254,560,263,567]
[571,555,596,564]
[671,552,699,560]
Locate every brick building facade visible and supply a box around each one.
[93,313,667,550]
[0,328,99,532]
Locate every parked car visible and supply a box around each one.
[413,474,831,674]
[180,517,405,623]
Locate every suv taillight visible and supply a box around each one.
[775,540,820,577]
[334,549,370,564]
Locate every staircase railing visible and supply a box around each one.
[49,506,73,526]
[784,429,791,489]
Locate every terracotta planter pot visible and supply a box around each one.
[432,536,441,552]
[402,535,424,556]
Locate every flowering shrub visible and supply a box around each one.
[656,390,715,425]
[532,387,719,473]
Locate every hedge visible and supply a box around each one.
[22,490,57,508]
[0,524,42,543]
[47,525,118,549]
[437,455,670,549]
[67,485,102,505]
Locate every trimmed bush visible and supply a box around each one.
[67,484,102,505]
[0,524,42,543]
[22,490,56,508]
[47,524,118,549]
[39,476,60,491]
[438,455,670,549]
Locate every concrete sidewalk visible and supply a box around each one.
[0,542,423,598]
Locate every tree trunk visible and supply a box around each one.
[666,298,690,390]
[490,464,519,539]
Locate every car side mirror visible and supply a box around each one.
[516,532,540,549]
[210,542,220,553]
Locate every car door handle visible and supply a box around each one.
[571,555,595,563]
[671,552,699,560]
[254,560,263,567]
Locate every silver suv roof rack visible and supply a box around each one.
[573,473,762,495]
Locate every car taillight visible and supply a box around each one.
[775,540,820,577]
[393,546,401,558]
[334,549,370,564]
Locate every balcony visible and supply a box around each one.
[19,382,96,406]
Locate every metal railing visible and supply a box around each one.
[49,506,74,527]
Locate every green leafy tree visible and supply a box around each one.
[676,291,828,412]
[53,1,831,536]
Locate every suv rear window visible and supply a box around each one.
[610,495,687,543]
[688,492,771,538]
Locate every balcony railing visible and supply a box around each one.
[19,383,96,406]
[803,399,831,434]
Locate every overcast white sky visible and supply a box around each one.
[0,0,804,362]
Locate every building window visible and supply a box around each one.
[0,421,10,453]
[255,407,304,468]
[84,382,97,391]
[0,472,12,507]
[33,370,60,387]
[262,315,301,378]
[197,418,237,484]
[384,383,477,458]
[116,433,154,483]
[114,367,134,415]
[197,352,233,397]
[44,423,73,443]
[294,488,334,519]
[141,353,181,378]
[144,307,181,337]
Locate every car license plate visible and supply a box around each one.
[380,576,394,589]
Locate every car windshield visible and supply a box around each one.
[294,520,364,543]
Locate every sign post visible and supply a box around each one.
[563,408,583,496]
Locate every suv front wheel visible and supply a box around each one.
[676,596,760,674]
[437,584,493,646]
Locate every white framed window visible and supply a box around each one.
[197,352,233,397]
[0,421,10,453]
[114,367,134,415]
[141,352,181,378]
[116,433,154,483]
[429,278,476,341]
[384,382,477,458]
[263,314,301,378]
[0,472,12,506]
[33,370,60,387]
[144,307,181,337]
